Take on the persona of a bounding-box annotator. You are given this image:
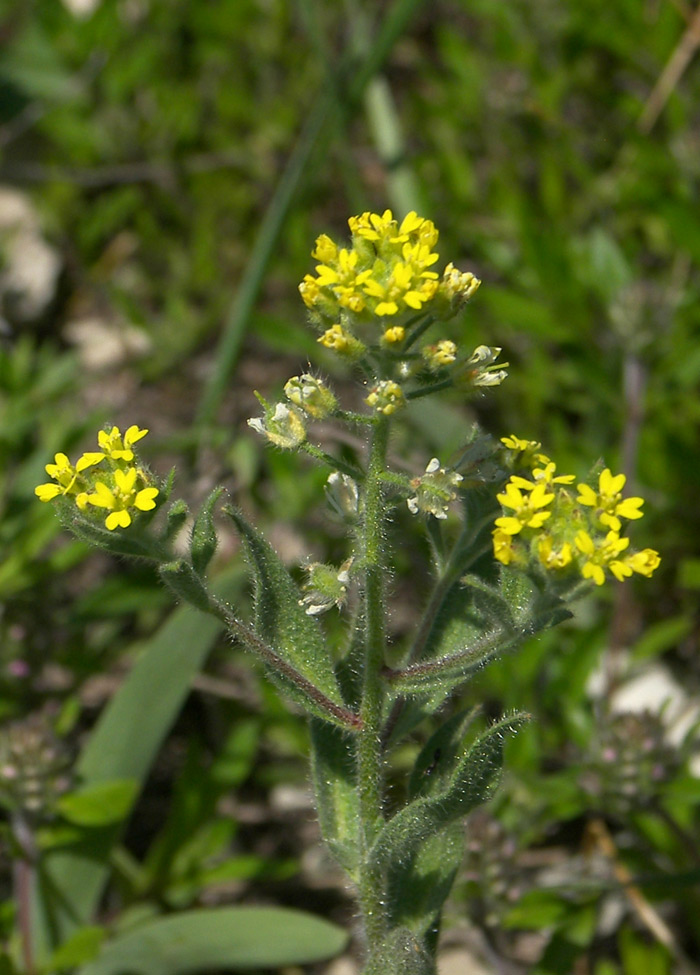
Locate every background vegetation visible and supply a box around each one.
[1,0,699,972]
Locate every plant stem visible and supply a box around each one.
[357,416,390,964]
[12,812,36,975]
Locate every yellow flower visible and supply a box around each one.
[299,274,321,309]
[622,548,661,578]
[495,480,554,535]
[493,529,517,565]
[440,262,481,304]
[500,435,550,467]
[382,325,405,344]
[577,468,644,532]
[349,209,396,241]
[537,535,573,570]
[35,451,102,503]
[86,467,159,531]
[311,234,338,263]
[575,530,630,586]
[97,425,149,463]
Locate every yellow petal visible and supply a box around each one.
[35,483,61,501]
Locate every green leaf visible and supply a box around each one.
[503,889,570,929]
[190,487,223,575]
[164,499,190,541]
[370,713,527,868]
[630,615,693,661]
[309,718,360,873]
[224,507,348,719]
[159,559,213,613]
[387,823,464,943]
[408,707,481,798]
[77,907,347,975]
[57,780,139,827]
[48,927,105,970]
[618,929,671,975]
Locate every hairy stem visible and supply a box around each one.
[357,416,390,961]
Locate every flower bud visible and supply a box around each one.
[440,263,481,306]
[422,339,457,370]
[300,558,353,615]
[317,324,367,360]
[248,399,307,449]
[365,380,405,415]
[284,374,337,419]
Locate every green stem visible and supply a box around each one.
[357,416,390,960]
[301,442,365,481]
[406,378,454,400]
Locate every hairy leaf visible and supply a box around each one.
[225,506,347,718]
[370,713,527,868]
[309,718,360,874]
[190,487,224,575]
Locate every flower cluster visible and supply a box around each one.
[492,437,660,586]
[300,209,480,354]
[35,425,159,530]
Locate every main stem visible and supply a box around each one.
[357,416,390,969]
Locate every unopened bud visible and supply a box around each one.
[422,339,457,370]
[248,398,307,449]
[318,324,366,360]
[440,263,481,305]
[300,558,354,615]
[284,374,337,419]
[365,380,405,415]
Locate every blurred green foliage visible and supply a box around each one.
[1,0,699,971]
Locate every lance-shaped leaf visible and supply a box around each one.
[386,628,512,696]
[418,573,515,667]
[387,709,482,938]
[225,507,358,729]
[387,823,464,945]
[408,707,481,799]
[190,487,224,575]
[309,718,360,874]
[369,712,528,869]
[77,907,347,975]
[163,498,189,541]
[388,574,570,696]
[500,567,572,634]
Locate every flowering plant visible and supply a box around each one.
[37,210,659,975]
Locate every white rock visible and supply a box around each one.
[0,187,62,324]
